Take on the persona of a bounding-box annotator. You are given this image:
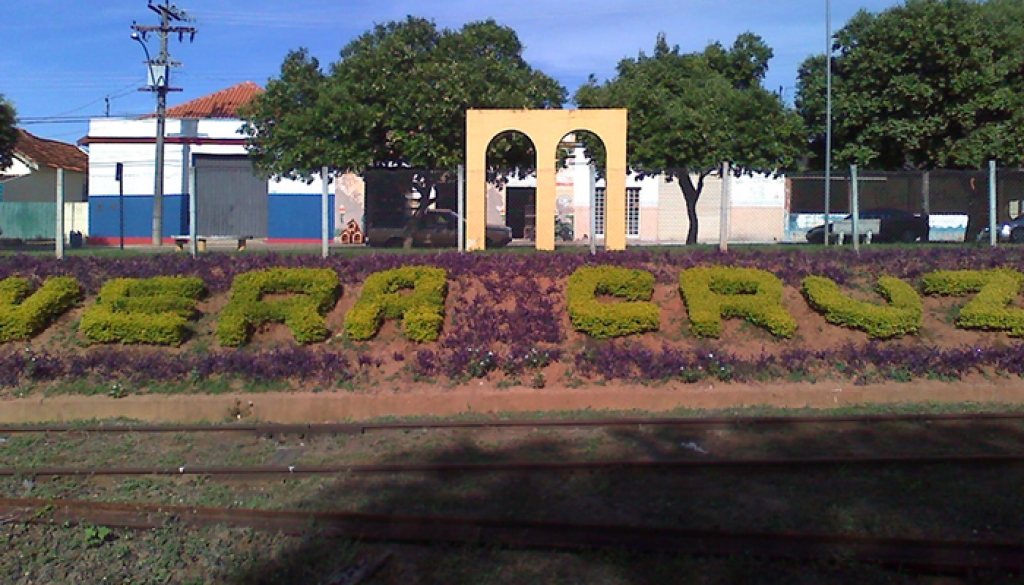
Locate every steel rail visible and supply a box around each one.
[2,497,1023,572]
[4,454,1024,477]
[2,411,1024,436]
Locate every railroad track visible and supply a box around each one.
[4,413,1024,575]
[2,410,1024,436]
[3,453,1024,478]
[3,496,1023,573]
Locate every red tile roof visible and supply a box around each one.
[163,81,264,119]
[14,129,88,172]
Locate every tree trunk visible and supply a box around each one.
[678,170,708,245]
[403,172,436,249]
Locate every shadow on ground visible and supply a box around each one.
[220,419,1024,584]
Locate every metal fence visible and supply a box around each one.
[535,165,1024,249]
[786,166,1024,245]
[16,165,1013,254]
[0,202,89,242]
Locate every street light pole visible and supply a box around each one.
[824,0,833,246]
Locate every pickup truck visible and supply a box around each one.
[365,209,513,248]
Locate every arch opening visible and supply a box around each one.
[486,131,537,242]
[555,130,610,249]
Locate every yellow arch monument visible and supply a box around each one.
[465,109,628,251]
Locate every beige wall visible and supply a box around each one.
[729,208,786,242]
[657,175,724,243]
[1,168,87,203]
[655,174,784,244]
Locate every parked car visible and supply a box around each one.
[365,209,512,248]
[976,216,1024,243]
[805,208,930,244]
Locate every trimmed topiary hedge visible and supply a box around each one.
[344,266,448,342]
[801,275,922,339]
[679,266,796,338]
[0,277,82,342]
[217,268,339,347]
[80,276,205,346]
[566,266,659,339]
[922,269,1024,336]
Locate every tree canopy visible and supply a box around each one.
[240,17,566,181]
[0,95,17,171]
[795,0,1024,171]
[575,33,803,244]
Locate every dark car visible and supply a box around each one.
[977,215,1024,243]
[805,208,930,244]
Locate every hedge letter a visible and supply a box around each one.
[344,267,448,342]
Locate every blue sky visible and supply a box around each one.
[4,0,901,145]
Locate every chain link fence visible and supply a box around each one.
[6,166,1015,255]
[787,167,1024,245]
[340,165,1024,251]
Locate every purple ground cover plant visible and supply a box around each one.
[569,340,1024,385]
[4,248,1024,389]
[0,346,353,389]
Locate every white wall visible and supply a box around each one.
[2,156,33,178]
[65,202,88,236]
[87,117,316,198]
[731,174,786,208]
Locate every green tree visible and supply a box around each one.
[0,94,17,170]
[575,34,803,244]
[796,0,1024,171]
[241,17,565,246]
[796,0,1024,239]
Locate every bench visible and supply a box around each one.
[172,235,252,252]
[831,219,881,245]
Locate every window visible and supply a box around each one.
[594,187,640,237]
[627,188,640,237]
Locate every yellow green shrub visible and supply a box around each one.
[922,269,1024,336]
[80,276,204,345]
[0,277,82,342]
[566,266,659,339]
[344,266,447,342]
[679,266,796,338]
[217,268,339,347]
[801,275,921,339]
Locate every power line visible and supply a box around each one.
[20,116,148,125]
[37,82,143,120]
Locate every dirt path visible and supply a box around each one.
[3,377,1024,424]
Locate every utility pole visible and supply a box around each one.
[823,0,833,247]
[131,1,196,246]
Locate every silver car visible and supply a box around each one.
[977,217,1024,243]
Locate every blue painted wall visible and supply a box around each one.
[268,193,335,240]
[91,193,335,240]
[90,194,186,238]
